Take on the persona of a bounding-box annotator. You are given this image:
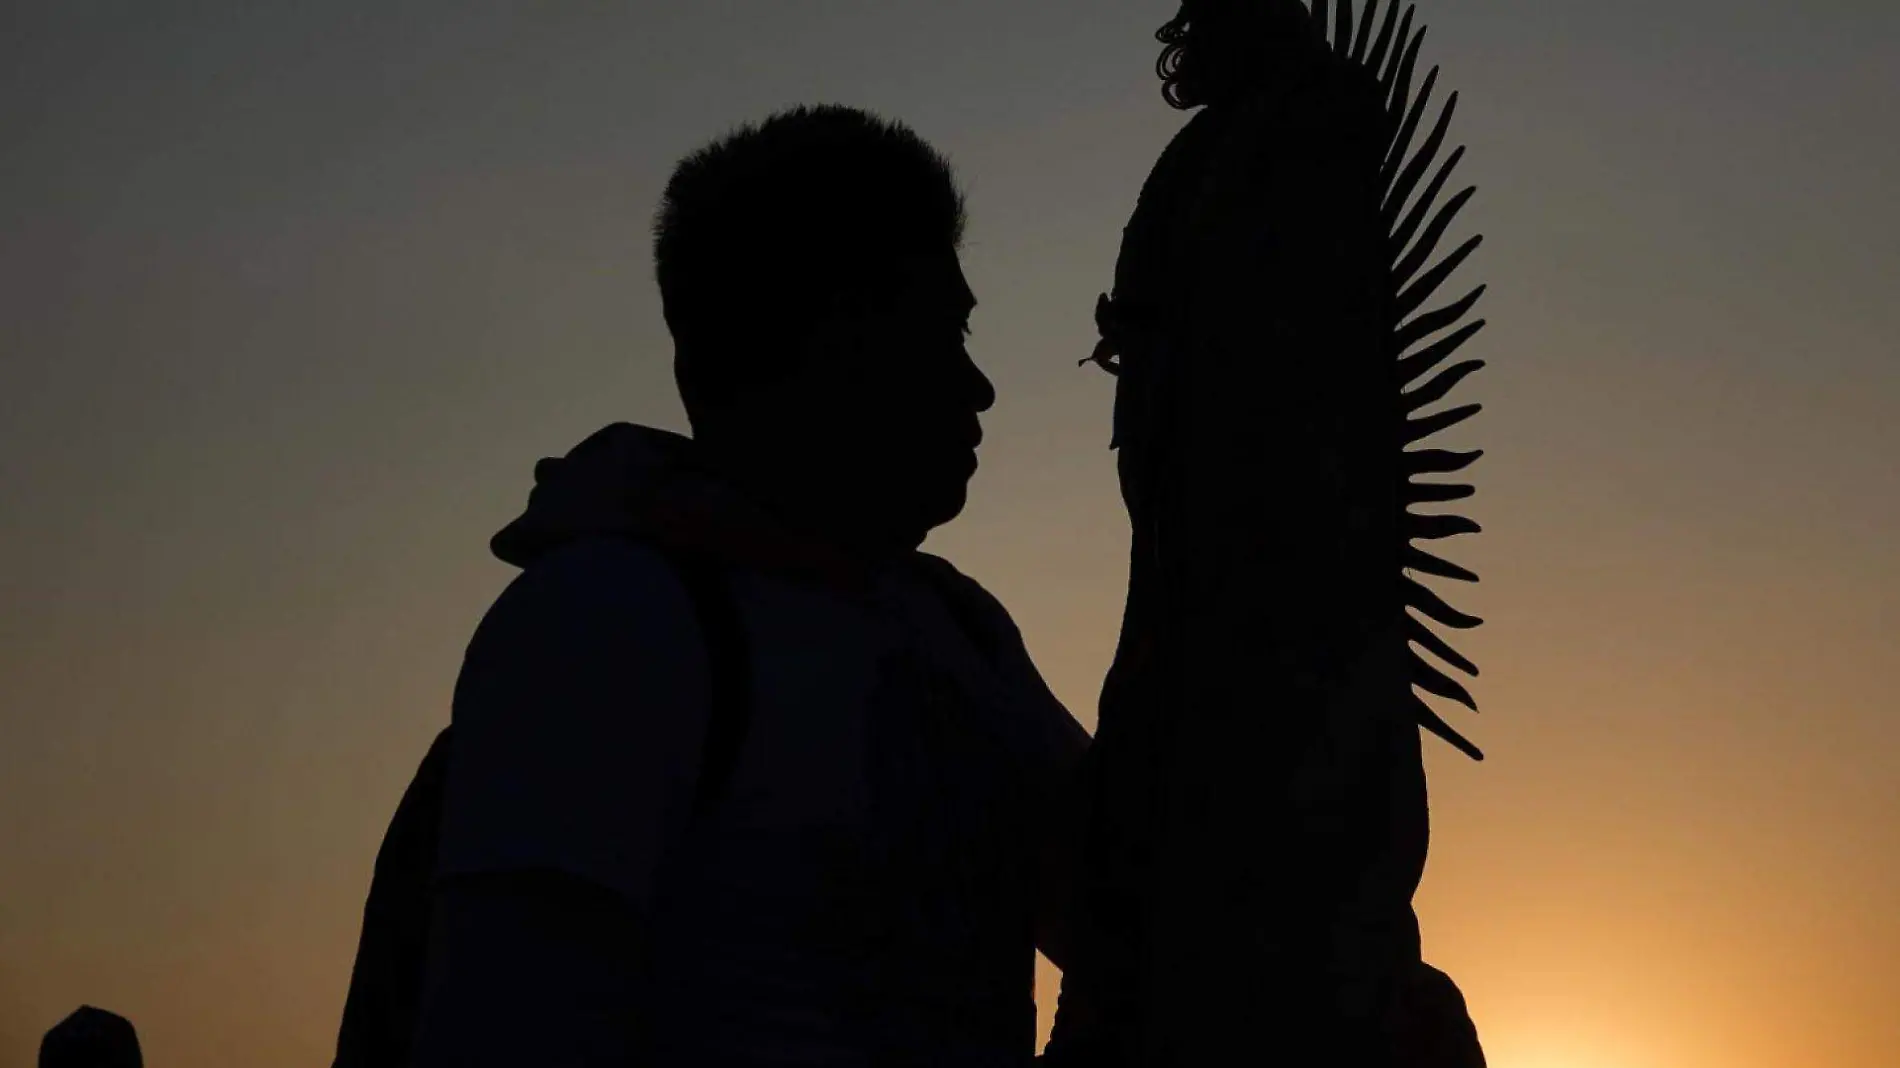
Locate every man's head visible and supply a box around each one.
[654,105,992,554]
[40,1007,142,1068]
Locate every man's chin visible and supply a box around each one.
[908,479,973,545]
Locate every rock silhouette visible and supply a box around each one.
[39,1007,142,1068]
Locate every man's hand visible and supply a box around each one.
[1036,727,1093,973]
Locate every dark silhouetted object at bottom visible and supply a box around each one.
[40,1007,142,1068]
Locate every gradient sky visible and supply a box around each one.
[3,2,1895,1066]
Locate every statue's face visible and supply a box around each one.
[1108,330,1161,529]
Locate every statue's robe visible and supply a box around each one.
[1047,38,1450,1068]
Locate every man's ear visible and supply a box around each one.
[787,297,873,386]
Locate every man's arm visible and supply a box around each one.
[912,554,1094,972]
[1036,732,1091,973]
[412,870,648,1065]
[410,540,711,1068]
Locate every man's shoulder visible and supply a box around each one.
[505,536,688,601]
[908,552,1091,766]
[476,537,697,645]
[907,550,1031,667]
[441,536,718,905]
[910,551,1013,623]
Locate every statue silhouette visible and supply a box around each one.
[39,1007,142,1068]
[1045,2,1486,1065]
[334,106,1092,1067]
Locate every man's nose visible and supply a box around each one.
[962,354,996,413]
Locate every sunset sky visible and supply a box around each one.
[3,2,1895,1065]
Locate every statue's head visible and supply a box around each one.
[1157,0,1321,108]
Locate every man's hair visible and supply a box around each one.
[654,105,967,423]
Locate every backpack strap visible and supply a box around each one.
[333,542,752,1068]
[663,550,753,819]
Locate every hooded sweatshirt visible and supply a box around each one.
[435,423,1088,1066]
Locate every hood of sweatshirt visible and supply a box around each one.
[489,423,868,588]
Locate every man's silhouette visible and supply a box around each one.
[405,106,1089,1066]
